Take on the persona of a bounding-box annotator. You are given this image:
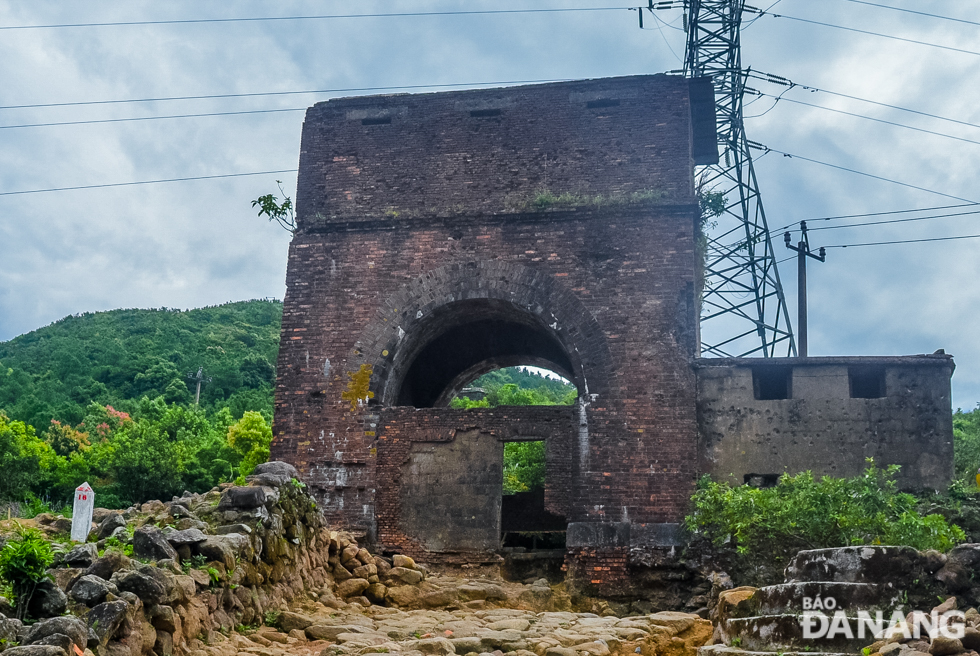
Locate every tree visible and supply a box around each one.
[45,419,89,457]
[227,411,272,477]
[106,419,184,504]
[503,441,546,494]
[0,412,71,502]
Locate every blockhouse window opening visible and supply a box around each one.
[849,366,886,399]
[586,98,620,109]
[470,108,502,118]
[752,366,792,400]
[744,473,780,488]
[361,117,392,125]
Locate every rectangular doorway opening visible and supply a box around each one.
[500,441,566,551]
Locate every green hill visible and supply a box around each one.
[0,300,282,429]
[0,300,579,507]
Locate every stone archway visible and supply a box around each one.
[350,260,613,410]
[352,260,610,556]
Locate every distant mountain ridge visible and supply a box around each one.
[0,299,282,429]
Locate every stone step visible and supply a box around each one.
[785,546,922,585]
[752,581,899,616]
[699,645,855,656]
[720,613,877,653]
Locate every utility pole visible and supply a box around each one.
[784,221,825,357]
[186,367,212,405]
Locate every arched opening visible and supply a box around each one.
[386,300,576,572]
[390,298,576,408]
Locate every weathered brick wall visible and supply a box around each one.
[696,355,955,490]
[565,547,631,597]
[294,75,695,223]
[272,76,702,571]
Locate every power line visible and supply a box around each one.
[751,92,980,148]
[827,233,980,248]
[771,202,980,233]
[0,169,297,196]
[0,7,632,31]
[800,203,980,222]
[6,82,976,140]
[0,79,571,111]
[0,108,306,130]
[806,208,980,231]
[747,72,980,133]
[761,147,978,203]
[759,11,980,57]
[833,0,980,28]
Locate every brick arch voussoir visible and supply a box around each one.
[349,261,612,407]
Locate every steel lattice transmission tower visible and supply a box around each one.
[681,0,797,357]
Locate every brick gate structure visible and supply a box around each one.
[271,74,717,580]
[270,74,956,590]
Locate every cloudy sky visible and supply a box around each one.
[2,1,979,409]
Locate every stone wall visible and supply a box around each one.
[695,354,956,490]
[374,406,575,560]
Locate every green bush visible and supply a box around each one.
[0,525,54,620]
[686,460,966,562]
[954,406,980,486]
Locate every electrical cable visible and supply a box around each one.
[826,233,980,248]
[0,169,298,196]
[799,203,980,222]
[0,7,634,31]
[744,0,783,29]
[760,146,978,203]
[805,208,980,231]
[751,92,980,148]
[770,202,980,233]
[833,0,980,28]
[743,86,793,118]
[0,79,573,111]
[0,108,306,130]
[648,10,683,64]
[759,11,980,57]
[746,72,980,133]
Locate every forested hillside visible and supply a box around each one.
[0,300,281,428]
[0,301,577,508]
[0,301,281,509]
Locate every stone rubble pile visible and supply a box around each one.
[0,462,713,656]
[859,595,980,656]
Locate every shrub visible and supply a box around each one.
[226,411,272,478]
[685,460,966,564]
[18,493,51,519]
[0,525,54,620]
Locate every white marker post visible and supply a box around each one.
[71,482,95,543]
